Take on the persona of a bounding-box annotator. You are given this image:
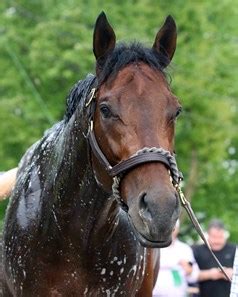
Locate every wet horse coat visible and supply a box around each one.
[3,13,181,296]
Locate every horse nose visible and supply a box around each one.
[138,192,153,223]
[138,190,179,232]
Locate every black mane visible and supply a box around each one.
[97,42,169,84]
[64,42,169,122]
[64,74,97,122]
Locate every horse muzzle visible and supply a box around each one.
[127,189,180,248]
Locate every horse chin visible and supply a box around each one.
[128,216,172,248]
[135,232,172,248]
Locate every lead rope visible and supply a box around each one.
[175,184,232,282]
[112,147,231,282]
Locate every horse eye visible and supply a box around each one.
[100,105,112,119]
[175,107,182,118]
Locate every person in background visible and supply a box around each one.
[0,168,17,200]
[192,219,236,297]
[153,220,200,297]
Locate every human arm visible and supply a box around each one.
[178,243,200,282]
[198,267,233,281]
[0,168,17,200]
[179,260,193,275]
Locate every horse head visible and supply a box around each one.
[88,12,182,248]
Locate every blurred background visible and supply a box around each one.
[0,0,237,240]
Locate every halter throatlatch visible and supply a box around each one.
[85,87,231,282]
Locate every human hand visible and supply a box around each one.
[179,260,193,275]
[209,268,226,280]
[223,267,233,280]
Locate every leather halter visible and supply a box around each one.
[86,88,180,182]
[85,86,231,282]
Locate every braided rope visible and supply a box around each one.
[112,176,121,206]
[112,147,181,208]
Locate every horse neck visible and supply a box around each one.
[43,109,119,248]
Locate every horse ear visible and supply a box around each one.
[93,12,116,61]
[153,15,177,67]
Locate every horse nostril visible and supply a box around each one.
[139,192,152,223]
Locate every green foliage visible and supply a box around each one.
[0,0,237,240]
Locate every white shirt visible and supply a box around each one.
[153,239,199,297]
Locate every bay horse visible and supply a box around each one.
[2,12,182,296]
